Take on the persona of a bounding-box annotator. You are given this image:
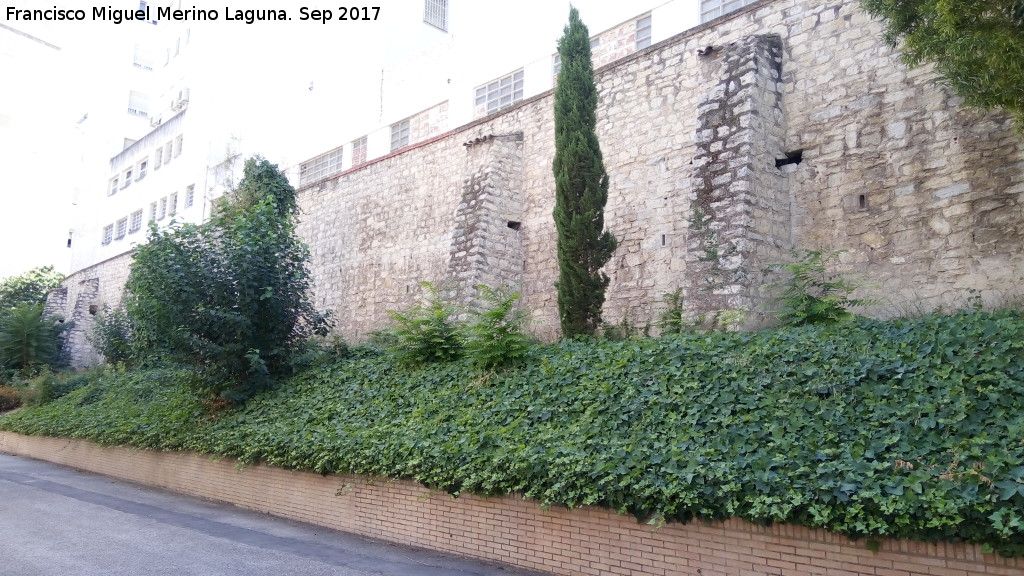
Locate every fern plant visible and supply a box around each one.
[386,282,463,365]
[772,249,870,326]
[464,285,531,370]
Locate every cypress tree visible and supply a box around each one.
[552,6,617,338]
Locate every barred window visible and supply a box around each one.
[158,197,167,220]
[423,0,447,31]
[127,90,149,117]
[102,224,113,245]
[700,0,757,23]
[169,192,177,216]
[636,15,652,49]
[390,119,410,152]
[163,142,172,165]
[299,146,344,186]
[115,217,128,239]
[475,70,524,115]
[133,44,153,70]
[184,184,195,208]
[352,136,367,166]
[129,210,143,233]
[173,135,183,158]
[149,202,157,222]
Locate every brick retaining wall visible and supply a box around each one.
[2,432,1021,576]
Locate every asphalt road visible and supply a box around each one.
[0,454,543,576]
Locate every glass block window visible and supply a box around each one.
[129,210,143,233]
[102,224,114,245]
[127,90,149,117]
[390,119,410,152]
[184,185,195,208]
[423,0,448,31]
[636,15,652,49]
[299,146,344,186]
[475,70,524,115]
[700,0,758,23]
[352,136,367,166]
[115,217,128,239]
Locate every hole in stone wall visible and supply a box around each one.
[858,194,868,210]
[88,305,98,315]
[775,149,804,168]
[507,221,521,230]
[661,234,667,247]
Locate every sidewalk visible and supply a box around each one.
[0,453,548,576]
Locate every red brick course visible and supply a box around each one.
[2,432,1021,576]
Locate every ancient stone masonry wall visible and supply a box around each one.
[686,34,790,326]
[47,252,135,368]
[447,133,525,307]
[297,0,1022,340]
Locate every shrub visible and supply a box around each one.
[0,303,65,370]
[384,282,462,365]
[463,285,531,370]
[0,385,20,411]
[771,248,871,326]
[124,157,330,401]
[90,306,133,364]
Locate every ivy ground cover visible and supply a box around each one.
[2,310,1023,555]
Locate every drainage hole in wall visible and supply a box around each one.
[775,149,803,168]
[507,221,521,230]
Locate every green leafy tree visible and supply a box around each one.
[0,266,64,312]
[125,156,329,400]
[552,6,618,338]
[861,0,1024,127]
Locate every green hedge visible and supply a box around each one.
[3,311,1023,555]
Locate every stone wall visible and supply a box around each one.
[47,252,135,368]
[296,0,1023,341]
[4,432,1023,576]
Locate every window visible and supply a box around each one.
[423,0,447,31]
[102,224,113,245]
[154,148,162,170]
[129,210,143,233]
[299,146,344,186]
[133,44,153,70]
[552,54,561,76]
[115,217,128,240]
[158,197,167,220]
[173,135,183,158]
[109,177,119,196]
[475,70,524,115]
[169,192,177,216]
[122,169,132,189]
[137,159,148,181]
[149,201,157,222]
[636,15,652,49]
[700,0,758,23]
[163,142,172,165]
[184,184,195,208]
[127,90,149,117]
[352,136,367,166]
[390,119,410,152]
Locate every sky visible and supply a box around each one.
[0,0,677,280]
